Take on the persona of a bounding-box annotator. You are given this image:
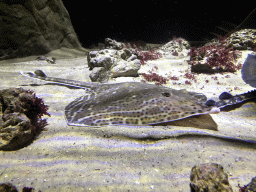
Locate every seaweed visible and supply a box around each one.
[122,42,162,65]
[141,71,167,85]
[18,90,50,135]
[188,37,241,73]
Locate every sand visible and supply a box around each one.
[0,47,255,192]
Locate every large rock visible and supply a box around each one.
[87,48,141,82]
[0,0,84,60]
[245,176,256,192]
[0,88,50,151]
[190,163,233,192]
[226,29,256,50]
[105,38,125,50]
[159,37,190,58]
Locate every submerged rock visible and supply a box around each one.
[0,0,83,60]
[0,88,50,151]
[226,29,256,50]
[190,163,233,192]
[105,38,124,50]
[87,48,141,82]
[36,56,56,64]
[245,176,256,192]
[0,183,18,192]
[159,37,190,57]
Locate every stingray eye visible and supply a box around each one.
[193,93,207,102]
[162,92,171,97]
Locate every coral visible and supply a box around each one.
[188,37,241,73]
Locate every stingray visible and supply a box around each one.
[20,70,256,127]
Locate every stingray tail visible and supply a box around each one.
[215,90,256,111]
[237,89,256,101]
[205,89,256,110]
[20,70,99,89]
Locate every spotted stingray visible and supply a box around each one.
[20,70,256,127]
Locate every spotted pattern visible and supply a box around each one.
[20,70,213,126]
[64,82,212,126]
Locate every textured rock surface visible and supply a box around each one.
[245,176,256,192]
[226,29,256,50]
[0,183,18,192]
[190,163,233,192]
[87,48,141,82]
[105,38,125,50]
[159,37,190,58]
[0,0,84,60]
[0,88,49,151]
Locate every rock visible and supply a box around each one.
[190,163,233,192]
[0,183,18,192]
[245,176,256,192]
[36,56,56,64]
[159,37,190,57]
[188,41,242,73]
[111,59,141,78]
[0,88,50,151]
[0,183,41,192]
[98,43,106,50]
[89,67,110,82]
[105,38,125,50]
[0,0,84,60]
[191,63,216,74]
[88,49,116,70]
[87,48,141,82]
[226,29,256,50]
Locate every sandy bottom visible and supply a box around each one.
[0,47,255,192]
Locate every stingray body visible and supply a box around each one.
[65,82,212,126]
[21,70,214,126]
[20,70,256,127]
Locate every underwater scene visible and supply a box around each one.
[0,1,256,192]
